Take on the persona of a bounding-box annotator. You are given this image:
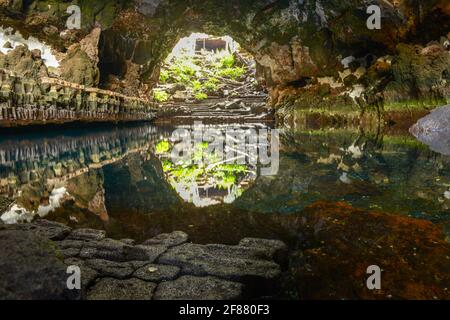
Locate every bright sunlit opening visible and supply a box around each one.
[167,33,238,61]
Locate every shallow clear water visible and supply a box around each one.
[0,122,449,243]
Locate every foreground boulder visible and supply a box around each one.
[0,225,76,300]
[410,105,450,155]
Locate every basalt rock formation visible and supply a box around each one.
[0,45,156,126]
[0,220,287,300]
[2,1,449,121]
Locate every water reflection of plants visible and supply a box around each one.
[155,139,254,207]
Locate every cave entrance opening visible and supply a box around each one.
[153,33,270,122]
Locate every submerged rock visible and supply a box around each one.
[288,201,450,300]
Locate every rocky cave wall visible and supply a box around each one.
[0,0,449,116]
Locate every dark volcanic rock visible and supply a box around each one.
[125,244,168,262]
[1,219,287,299]
[79,238,128,261]
[119,238,136,245]
[141,231,189,247]
[0,228,75,300]
[79,246,123,261]
[84,259,134,279]
[410,105,450,155]
[59,247,81,259]
[67,228,107,241]
[133,264,180,282]
[157,243,282,291]
[56,239,85,249]
[87,278,156,300]
[15,219,71,241]
[238,238,288,266]
[153,275,243,300]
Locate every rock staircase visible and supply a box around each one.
[156,97,274,123]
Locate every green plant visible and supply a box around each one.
[217,67,245,80]
[192,80,203,92]
[159,69,170,83]
[204,78,219,92]
[162,160,173,172]
[158,50,249,99]
[220,54,235,69]
[194,92,208,100]
[156,140,170,154]
[168,56,200,84]
[153,90,169,102]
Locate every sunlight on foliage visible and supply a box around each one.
[217,67,245,80]
[159,69,170,83]
[156,140,170,154]
[153,90,169,102]
[194,92,208,100]
[220,54,235,68]
[158,50,247,101]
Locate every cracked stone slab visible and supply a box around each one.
[239,238,287,254]
[124,244,168,262]
[133,264,180,282]
[153,275,242,300]
[67,228,106,241]
[141,231,189,247]
[87,278,156,300]
[157,243,281,284]
[59,247,81,258]
[79,239,129,261]
[119,238,135,245]
[84,259,134,279]
[79,247,124,261]
[238,238,288,266]
[56,239,85,249]
[16,219,71,241]
[128,260,152,269]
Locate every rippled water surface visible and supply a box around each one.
[1,122,449,243]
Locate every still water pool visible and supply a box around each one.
[0,122,449,243]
